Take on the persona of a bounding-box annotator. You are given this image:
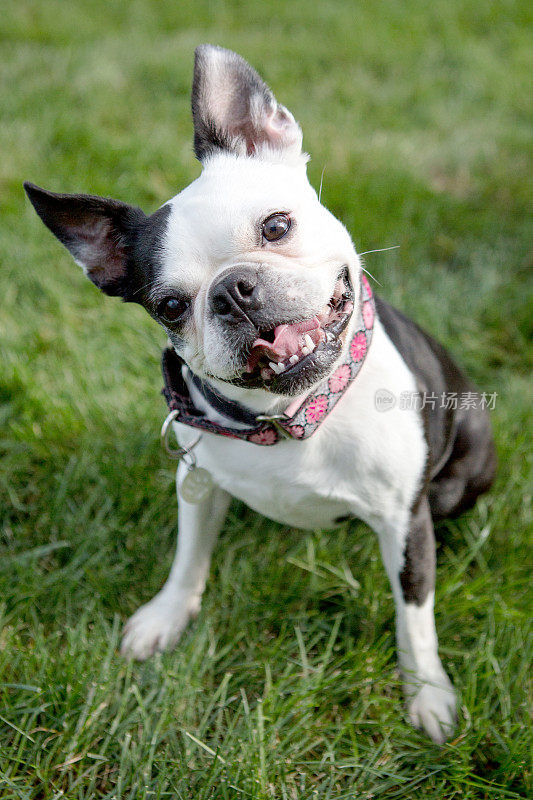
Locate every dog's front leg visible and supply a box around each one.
[121,462,231,660]
[376,496,457,743]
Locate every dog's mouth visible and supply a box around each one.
[242,267,354,390]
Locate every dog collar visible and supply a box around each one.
[161,275,375,446]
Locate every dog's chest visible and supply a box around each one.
[187,428,367,528]
[176,405,424,531]
[173,323,427,530]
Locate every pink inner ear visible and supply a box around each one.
[72,217,126,284]
[193,46,303,160]
[265,105,301,146]
[231,103,301,156]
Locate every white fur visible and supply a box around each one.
[159,153,355,383]
[28,46,459,743]
[121,463,231,660]
[175,320,425,530]
[123,314,457,741]
[399,594,457,744]
[121,115,457,742]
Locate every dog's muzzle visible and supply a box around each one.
[207,265,355,394]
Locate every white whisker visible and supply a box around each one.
[318,164,326,204]
[358,245,400,256]
[360,265,382,287]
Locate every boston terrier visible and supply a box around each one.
[24,44,496,743]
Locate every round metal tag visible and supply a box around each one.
[179,467,213,504]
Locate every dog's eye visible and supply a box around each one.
[158,296,189,322]
[262,213,291,242]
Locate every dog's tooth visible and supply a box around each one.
[289,354,299,365]
[301,346,310,356]
[304,334,315,351]
[277,362,286,372]
[269,361,282,375]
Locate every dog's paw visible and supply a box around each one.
[120,590,201,661]
[406,674,457,744]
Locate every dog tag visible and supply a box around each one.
[180,466,213,504]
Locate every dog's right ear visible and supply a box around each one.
[24,183,146,297]
[191,44,303,163]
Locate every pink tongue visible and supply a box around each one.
[246,317,321,372]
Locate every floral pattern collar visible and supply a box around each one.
[161,275,375,446]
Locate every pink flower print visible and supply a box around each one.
[249,428,278,445]
[362,300,374,330]
[305,394,329,424]
[289,424,305,439]
[329,363,351,393]
[350,332,367,362]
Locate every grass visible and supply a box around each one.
[1,0,532,796]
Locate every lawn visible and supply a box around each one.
[1,1,532,797]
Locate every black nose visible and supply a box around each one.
[210,268,262,321]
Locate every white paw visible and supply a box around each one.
[406,674,457,744]
[121,590,202,661]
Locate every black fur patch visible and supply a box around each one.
[24,182,171,305]
[399,497,436,606]
[375,295,466,477]
[375,295,496,520]
[123,203,172,305]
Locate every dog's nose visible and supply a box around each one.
[210,268,263,321]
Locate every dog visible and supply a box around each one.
[24,44,496,743]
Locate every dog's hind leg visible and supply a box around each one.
[121,463,231,660]
[429,403,496,520]
[375,496,457,743]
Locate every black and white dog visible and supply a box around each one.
[25,45,495,743]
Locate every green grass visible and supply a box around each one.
[1,1,532,797]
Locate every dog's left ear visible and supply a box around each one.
[24,182,146,297]
[192,44,303,162]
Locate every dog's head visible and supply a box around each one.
[25,45,361,399]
